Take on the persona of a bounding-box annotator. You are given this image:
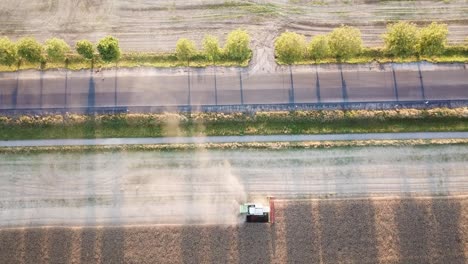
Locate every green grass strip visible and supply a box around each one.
[0,108,466,140]
[278,45,468,65]
[0,53,250,72]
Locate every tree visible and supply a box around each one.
[176,38,197,65]
[274,32,306,64]
[45,38,70,62]
[328,25,363,61]
[224,29,251,61]
[17,37,44,63]
[0,37,18,66]
[76,40,95,60]
[383,21,419,57]
[203,35,221,63]
[97,36,121,62]
[418,22,448,57]
[308,35,330,61]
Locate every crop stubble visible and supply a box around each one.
[0,1,466,57]
[0,196,466,263]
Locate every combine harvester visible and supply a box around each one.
[239,197,275,223]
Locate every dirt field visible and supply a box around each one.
[0,0,467,70]
[0,196,466,264]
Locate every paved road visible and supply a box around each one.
[0,63,467,112]
[1,132,468,147]
[0,145,466,227]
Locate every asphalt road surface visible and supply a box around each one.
[0,145,466,227]
[1,132,468,147]
[0,63,467,111]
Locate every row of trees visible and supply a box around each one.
[175,29,251,65]
[0,29,251,67]
[0,36,121,66]
[383,22,448,57]
[275,22,451,64]
[275,26,363,63]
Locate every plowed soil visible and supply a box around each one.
[1,196,466,264]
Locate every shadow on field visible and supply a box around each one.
[101,227,125,263]
[24,229,46,264]
[238,223,272,263]
[180,226,232,263]
[0,229,24,264]
[48,228,73,264]
[395,198,465,263]
[80,228,97,263]
[0,197,466,263]
[285,201,320,263]
[317,199,378,263]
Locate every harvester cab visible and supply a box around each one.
[239,197,275,223]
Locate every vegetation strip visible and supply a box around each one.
[0,22,467,72]
[275,22,468,65]
[0,29,251,71]
[0,108,466,140]
[1,139,467,154]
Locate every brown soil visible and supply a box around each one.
[0,196,466,264]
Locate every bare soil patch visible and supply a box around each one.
[0,196,466,263]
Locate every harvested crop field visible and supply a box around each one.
[1,196,466,264]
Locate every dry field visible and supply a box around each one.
[0,196,466,264]
[0,0,467,69]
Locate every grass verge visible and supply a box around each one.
[279,46,468,65]
[0,108,466,140]
[0,53,250,72]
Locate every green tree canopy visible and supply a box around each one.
[0,37,18,66]
[328,25,363,61]
[383,21,419,57]
[76,40,95,60]
[97,36,121,62]
[308,35,330,61]
[17,37,44,63]
[274,32,306,64]
[203,35,221,63]
[418,22,448,57]
[224,29,251,61]
[45,38,70,62]
[175,38,197,64]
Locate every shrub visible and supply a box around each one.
[17,37,44,63]
[418,22,448,57]
[97,36,121,62]
[175,38,197,64]
[45,38,70,62]
[0,37,18,66]
[328,25,363,61]
[383,21,419,57]
[75,40,95,60]
[203,35,221,63]
[308,35,330,61]
[274,32,306,64]
[224,29,251,61]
